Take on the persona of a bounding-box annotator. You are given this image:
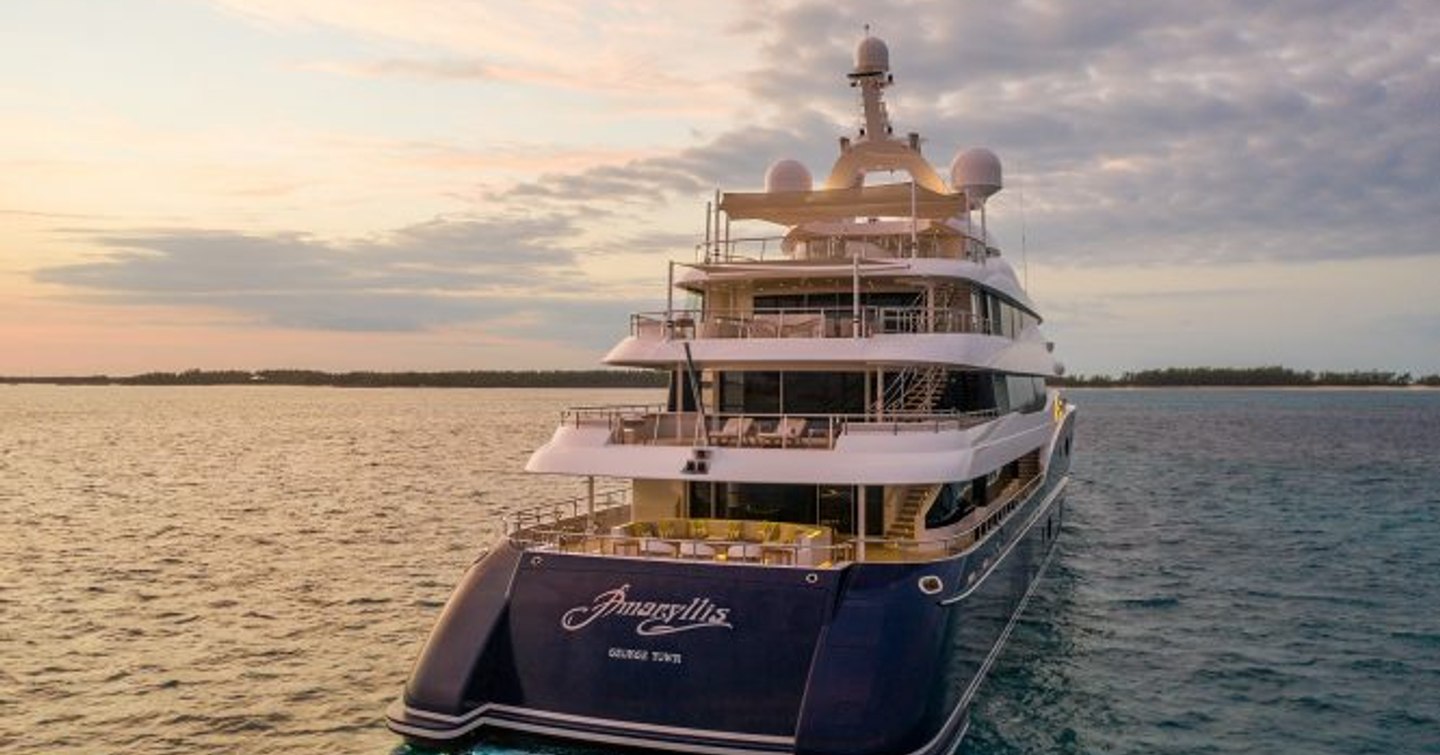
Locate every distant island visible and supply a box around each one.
[1052,366,1440,388]
[0,369,669,388]
[3,365,1438,389]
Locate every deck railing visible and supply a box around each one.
[515,529,856,568]
[631,307,993,341]
[501,473,1045,566]
[502,487,632,535]
[857,474,1046,559]
[559,407,999,449]
[696,235,997,264]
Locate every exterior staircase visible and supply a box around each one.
[883,483,942,541]
[877,365,949,416]
[1018,450,1041,480]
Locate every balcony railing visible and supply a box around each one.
[631,307,994,341]
[502,487,632,535]
[560,407,999,449]
[856,474,1045,560]
[500,472,1046,566]
[696,234,997,264]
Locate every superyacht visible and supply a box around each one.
[388,34,1076,755]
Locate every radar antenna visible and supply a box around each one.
[849,31,894,144]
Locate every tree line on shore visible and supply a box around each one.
[3,365,1438,388]
[1052,366,1440,387]
[0,369,669,388]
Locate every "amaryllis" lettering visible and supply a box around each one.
[560,584,734,636]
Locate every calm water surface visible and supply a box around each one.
[2,386,1438,754]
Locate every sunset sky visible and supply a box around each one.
[3,0,1438,376]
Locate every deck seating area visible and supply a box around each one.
[757,416,808,446]
[606,518,835,566]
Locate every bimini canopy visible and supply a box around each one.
[721,184,967,225]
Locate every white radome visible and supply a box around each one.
[951,148,1003,199]
[765,159,813,193]
[854,35,890,76]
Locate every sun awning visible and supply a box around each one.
[720,184,967,224]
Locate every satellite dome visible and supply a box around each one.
[951,148,1003,199]
[765,159,813,193]
[853,36,890,76]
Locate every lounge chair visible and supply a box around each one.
[711,416,755,446]
[757,417,808,447]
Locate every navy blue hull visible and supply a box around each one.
[390,424,1073,754]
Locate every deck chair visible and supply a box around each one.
[712,416,755,446]
[757,416,808,447]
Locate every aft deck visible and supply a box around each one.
[502,474,1043,566]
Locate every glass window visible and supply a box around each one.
[944,371,997,413]
[667,369,698,411]
[1006,374,1044,413]
[818,486,854,534]
[992,373,1010,413]
[924,482,975,529]
[717,371,780,414]
[781,372,866,414]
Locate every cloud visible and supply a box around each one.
[490,0,1440,265]
[498,110,845,209]
[300,57,502,82]
[18,0,1440,376]
[31,215,650,344]
[221,0,747,101]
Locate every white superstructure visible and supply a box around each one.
[389,33,1077,755]
[527,34,1069,558]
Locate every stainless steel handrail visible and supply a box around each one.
[502,488,631,535]
[694,233,982,263]
[630,307,994,340]
[855,474,1045,558]
[559,408,999,448]
[511,529,854,568]
[500,473,1044,565]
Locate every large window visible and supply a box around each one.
[753,291,922,311]
[970,286,1039,339]
[718,371,868,415]
[924,482,976,529]
[687,482,883,535]
[935,370,1047,414]
[666,370,699,412]
[1008,375,1047,413]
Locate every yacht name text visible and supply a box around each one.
[560,584,734,636]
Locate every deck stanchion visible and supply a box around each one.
[587,476,595,533]
[857,486,868,562]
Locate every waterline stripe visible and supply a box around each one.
[392,701,793,746]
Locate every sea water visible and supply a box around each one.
[2,386,1437,754]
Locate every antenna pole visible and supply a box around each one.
[852,252,861,338]
[1019,180,1029,289]
[980,201,988,266]
[910,179,918,256]
[666,260,675,336]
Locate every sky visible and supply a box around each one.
[2,0,1438,377]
